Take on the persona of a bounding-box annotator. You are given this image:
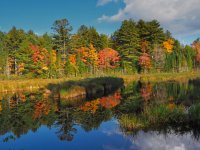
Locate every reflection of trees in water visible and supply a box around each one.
[80,91,121,113]
[80,100,100,114]
[117,79,200,140]
[75,109,112,132]
[130,79,200,106]
[99,92,121,109]
[140,82,152,101]
[33,100,51,120]
[0,90,120,142]
[0,100,2,112]
[0,92,56,139]
[55,109,77,141]
[1,79,200,142]
[121,123,200,141]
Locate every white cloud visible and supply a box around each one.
[98,0,200,37]
[132,131,200,150]
[99,121,200,150]
[102,129,200,150]
[97,0,119,6]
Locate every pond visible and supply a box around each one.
[1,78,200,150]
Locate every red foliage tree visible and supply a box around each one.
[139,41,151,71]
[29,44,50,74]
[30,44,44,63]
[192,42,200,63]
[138,53,151,70]
[192,43,200,53]
[99,92,121,109]
[197,54,200,62]
[98,48,120,69]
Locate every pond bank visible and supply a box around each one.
[120,72,200,84]
[0,77,124,100]
[0,72,200,94]
[47,77,124,100]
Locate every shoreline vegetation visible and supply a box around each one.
[0,72,200,94]
[118,79,200,133]
[1,18,200,83]
[1,18,200,100]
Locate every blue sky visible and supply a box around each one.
[0,0,199,45]
[0,0,122,34]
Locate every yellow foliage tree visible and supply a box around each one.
[163,39,174,53]
[88,44,98,67]
[75,44,98,74]
[51,50,57,64]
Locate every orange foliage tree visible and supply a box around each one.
[30,44,50,75]
[98,48,120,69]
[80,92,121,113]
[33,100,51,120]
[163,39,174,53]
[67,54,79,74]
[75,47,89,63]
[75,44,98,65]
[74,44,98,73]
[69,54,76,65]
[80,100,100,114]
[99,92,121,109]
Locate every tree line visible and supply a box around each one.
[0,18,200,78]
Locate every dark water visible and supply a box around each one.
[1,79,200,150]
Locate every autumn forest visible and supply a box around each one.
[0,18,200,79]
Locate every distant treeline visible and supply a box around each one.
[0,18,200,78]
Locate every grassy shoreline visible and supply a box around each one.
[0,72,200,93]
[120,72,200,84]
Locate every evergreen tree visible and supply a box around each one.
[137,19,165,46]
[112,19,140,72]
[5,27,26,75]
[52,19,72,55]
[0,31,7,74]
[99,34,111,50]
[52,19,72,75]
[76,25,101,50]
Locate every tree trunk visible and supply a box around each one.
[14,58,17,75]
[5,57,10,78]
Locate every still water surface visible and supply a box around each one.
[0,79,200,150]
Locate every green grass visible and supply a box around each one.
[118,103,187,131]
[0,76,88,93]
[119,114,145,130]
[119,72,200,84]
[0,71,200,93]
[188,103,200,122]
[143,104,185,125]
[59,86,86,99]
[48,77,124,100]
